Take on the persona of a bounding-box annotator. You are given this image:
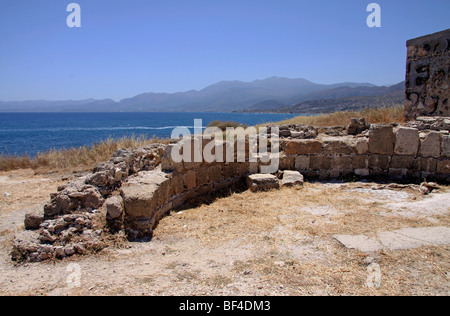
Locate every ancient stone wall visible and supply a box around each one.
[13,119,450,262]
[404,29,450,121]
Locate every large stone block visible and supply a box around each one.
[121,170,170,218]
[246,174,280,192]
[279,155,295,170]
[369,155,390,169]
[310,155,331,170]
[294,155,310,171]
[419,132,441,157]
[281,171,304,187]
[322,137,355,154]
[413,157,437,172]
[282,140,322,155]
[352,155,368,169]
[394,127,419,155]
[390,155,415,169]
[330,155,352,170]
[368,125,395,155]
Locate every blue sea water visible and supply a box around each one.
[0,112,298,157]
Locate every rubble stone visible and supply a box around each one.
[246,174,280,192]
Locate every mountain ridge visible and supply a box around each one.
[0,77,404,113]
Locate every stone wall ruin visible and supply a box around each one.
[12,118,450,262]
[405,29,450,121]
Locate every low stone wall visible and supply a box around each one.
[101,120,450,241]
[13,118,450,262]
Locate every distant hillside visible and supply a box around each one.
[0,77,402,113]
[244,82,405,114]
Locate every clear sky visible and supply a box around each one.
[0,0,449,101]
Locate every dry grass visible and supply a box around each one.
[154,182,449,295]
[0,135,169,172]
[261,105,405,127]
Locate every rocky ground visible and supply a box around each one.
[0,169,449,296]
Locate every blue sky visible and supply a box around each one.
[0,0,449,101]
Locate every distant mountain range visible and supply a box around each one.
[0,77,404,113]
[242,81,405,114]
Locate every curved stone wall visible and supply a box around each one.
[13,120,450,261]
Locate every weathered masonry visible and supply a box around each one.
[13,118,450,262]
[405,29,450,121]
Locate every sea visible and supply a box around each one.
[0,112,298,157]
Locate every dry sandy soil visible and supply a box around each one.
[0,169,449,296]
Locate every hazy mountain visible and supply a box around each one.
[0,99,118,112]
[246,82,405,114]
[0,77,403,113]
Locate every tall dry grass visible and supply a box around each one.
[0,135,169,172]
[261,105,405,127]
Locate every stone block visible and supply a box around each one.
[322,137,355,154]
[368,125,395,155]
[353,137,369,154]
[310,155,331,170]
[419,132,441,157]
[354,169,370,177]
[389,168,407,179]
[121,170,170,218]
[294,155,310,171]
[105,196,124,219]
[441,135,450,157]
[352,155,368,169]
[334,235,383,253]
[281,171,304,187]
[390,155,415,169]
[437,160,450,174]
[369,155,390,169]
[329,169,340,179]
[330,155,352,170]
[413,157,437,172]
[394,127,419,155]
[246,174,280,192]
[183,170,197,190]
[279,155,295,170]
[282,140,322,155]
[24,206,45,230]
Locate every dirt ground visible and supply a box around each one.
[0,169,449,296]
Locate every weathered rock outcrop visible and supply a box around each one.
[405,29,450,120]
